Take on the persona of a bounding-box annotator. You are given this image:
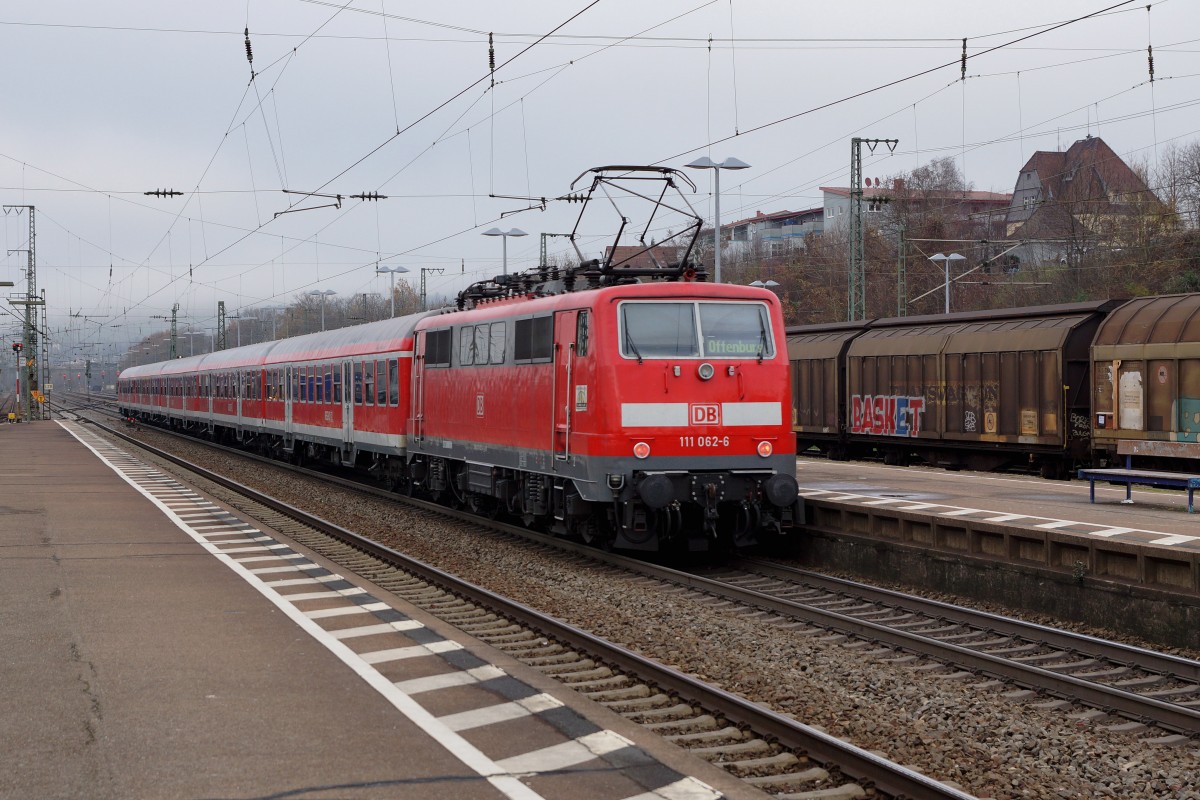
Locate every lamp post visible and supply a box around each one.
[481,228,528,276]
[685,156,750,283]
[928,253,966,314]
[308,289,337,331]
[375,265,409,318]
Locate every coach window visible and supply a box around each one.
[333,367,343,403]
[364,361,375,406]
[375,359,387,404]
[388,359,399,405]
[325,366,333,404]
[354,363,363,404]
[315,366,325,403]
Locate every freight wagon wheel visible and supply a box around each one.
[1040,461,1067,480]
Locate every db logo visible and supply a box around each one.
[690,403,720,425]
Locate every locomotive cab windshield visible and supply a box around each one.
[618,300,775,360]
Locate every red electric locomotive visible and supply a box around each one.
[406,272,800,550]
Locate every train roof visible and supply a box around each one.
[119,311,441,380]
[119,282,781,381]
[260,311,438,364]
[785,300,1124,359]
[434,278,777,322]
[1094,293,1200,347]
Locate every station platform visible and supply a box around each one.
[0,420,757,800]
[793,457,1200,649]
[795,456,1200,548]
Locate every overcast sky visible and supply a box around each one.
[2,0,1197,357]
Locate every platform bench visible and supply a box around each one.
[1077,465,1200,513]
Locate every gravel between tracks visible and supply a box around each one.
[121,428,1200,800]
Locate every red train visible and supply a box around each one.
[119,168,801,552]
[119,278,800,551]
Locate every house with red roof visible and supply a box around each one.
[1004,136,1162,265]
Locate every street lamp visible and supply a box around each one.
[375,265,409,318]
[685,156,751,283]
[308,289,337,331]
[481,227,528,276]
[749,280,780,289]
[928,253,966,314]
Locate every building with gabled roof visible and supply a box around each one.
[1004,136,1163,265]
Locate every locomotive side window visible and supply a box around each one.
[459,326,477,365]
[489,322,506,363]
[515,316,553,363]
[473,326,489,366]
[425,329,452,367]
[576,312,589,356]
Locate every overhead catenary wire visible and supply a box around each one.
[9,0,1196,354]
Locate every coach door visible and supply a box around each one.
[553,309,584,465]
[341,360,354,443]
[284,366,294,441]
[412,332,427,446]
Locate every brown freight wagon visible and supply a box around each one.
[1091,293,1200,470]
[787,301,1120,477]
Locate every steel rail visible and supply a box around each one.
[734,557,1200,683]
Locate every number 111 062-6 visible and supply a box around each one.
[679,435,730,448]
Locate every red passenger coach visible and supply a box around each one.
[119,314,438,468]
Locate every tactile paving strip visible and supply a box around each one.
[798,487,1200,550]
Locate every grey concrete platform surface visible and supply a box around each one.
[1,420,761,800]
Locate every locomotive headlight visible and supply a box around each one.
[757,440,774,458]
[633,441,651,459]
[697,362,715,381]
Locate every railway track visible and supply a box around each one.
[1,390,19,420]
[60,401,974,799]
[687,560,1200,738]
